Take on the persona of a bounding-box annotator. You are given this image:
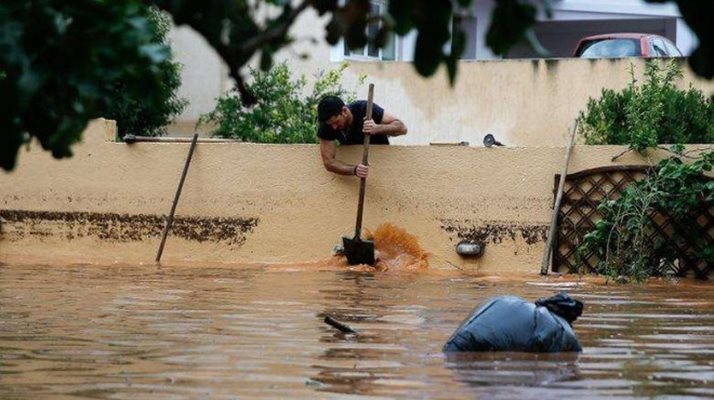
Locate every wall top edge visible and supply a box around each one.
[104,141,712,150]
[336,57,690,67]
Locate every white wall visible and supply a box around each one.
[168,26,231,122]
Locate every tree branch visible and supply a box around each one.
[239,1,310,55]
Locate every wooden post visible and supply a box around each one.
[540,122,578,275]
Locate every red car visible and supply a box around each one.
[573,33,682,58]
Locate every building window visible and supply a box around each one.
[343,0,397,61]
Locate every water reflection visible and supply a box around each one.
[315,270,407,397]
[444,352,581,399]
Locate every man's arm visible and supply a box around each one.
[363,112,407,136]
[320,139,368,178]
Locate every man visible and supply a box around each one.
[317,95,407,178]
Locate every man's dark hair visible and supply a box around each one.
[317,95,345,123]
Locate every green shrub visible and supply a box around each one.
[576,60,714,281]
[105,6,187,138]
[199,62,364,143]
[577,60,714,152]
[579,151,714,281]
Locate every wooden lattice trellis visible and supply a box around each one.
[551,165,714,280]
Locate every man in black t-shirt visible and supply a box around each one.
[316,95,407,178]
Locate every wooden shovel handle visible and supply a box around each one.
[354,84,374,239]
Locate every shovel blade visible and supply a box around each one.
[342,236,375,265]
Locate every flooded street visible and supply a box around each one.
[1,263,713,399]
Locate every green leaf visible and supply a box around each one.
[139,43,169,64]
[486,0,536,56]
[312,0,338,15]
[388,0,415,35]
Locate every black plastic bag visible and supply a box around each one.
[443,292,583,353]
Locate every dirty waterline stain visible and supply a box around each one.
[440,219,548,245]
[544,59,559,74]
[0,210,258,246]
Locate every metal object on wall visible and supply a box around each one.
[456,240,484,257]
[430,141,470,146]
[123,134,237,144]
[483,134,504,147]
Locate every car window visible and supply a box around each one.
[651,39,667,57]
[662,38,682,56]
[579,39,640,58]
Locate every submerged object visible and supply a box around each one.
[443,292,583,353]
[324,315,358,334]
[342,236,375,265]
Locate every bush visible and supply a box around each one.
[577,60,714,152]
[104,6,187,138]
[576,60,714,281]
[199,62,364,143]
[578,151,714,281]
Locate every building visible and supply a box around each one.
[167,0,701,145]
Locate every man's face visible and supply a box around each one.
[325,107,349,131]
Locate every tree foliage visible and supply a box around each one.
[104,6,187,138]
[0,1,174,171]
[199,62,363,143]
[2,0,714,171]
[577,60,714,151]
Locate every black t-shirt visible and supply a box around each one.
[317,101,389,145]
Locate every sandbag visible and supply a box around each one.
[443,292,583,353]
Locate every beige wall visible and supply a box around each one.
[332,58,714,147]
[3,119,706,275]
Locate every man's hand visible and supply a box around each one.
[355,163,369,178]
[363,119,380,135]
[363,114,408,137]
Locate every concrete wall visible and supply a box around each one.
[2,119,704,275]
[334,58,714,147]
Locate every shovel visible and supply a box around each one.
[342,83,376,265]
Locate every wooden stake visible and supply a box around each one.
[156,133,199,263]
[540,122,578,275]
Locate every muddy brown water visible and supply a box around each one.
[1,262,713,399]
